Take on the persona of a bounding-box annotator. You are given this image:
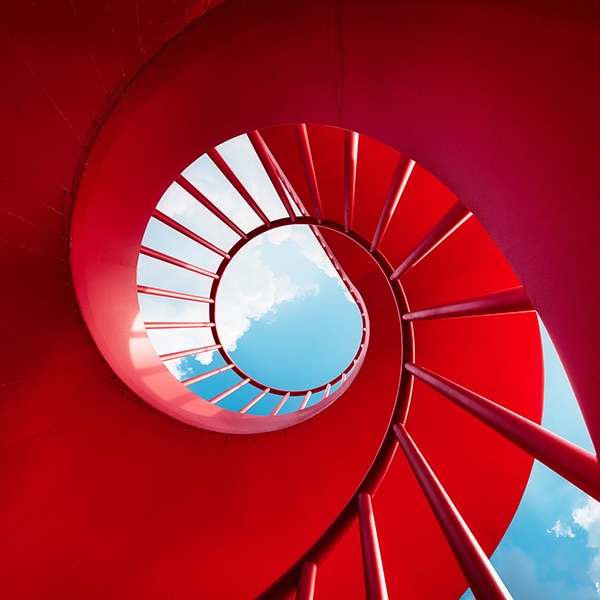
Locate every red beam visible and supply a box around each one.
[270,392,291,416]
[403,287,533,321]
[247,130,297,220]
[406,363,600,501]
[390,201,472,279]
[295,561,317,600]
[181,364,234,386]
[159,344,221,362]
[144,321,215,329]
[239,388,271,414]
[344,130,358,233]
[357,493,389,600]
[209,378,251,405]
[299,391,312,410]
[207,148,270,226]
[140,246,219,279]
[294,124,323,222]
[370,155,415,252]
[137,285,213,304]
[176,175,248,239]
[152,209,229,258]
[394,424,513,600]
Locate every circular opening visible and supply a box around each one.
[215,225,364,392]
[133,129,371,425]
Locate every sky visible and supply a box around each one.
[460,322,600,599]
[136,131,600,596]
[137,133,364,415]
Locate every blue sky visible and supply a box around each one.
[136,133,364,414]
[460,322,600,599]
[136,132,600,595]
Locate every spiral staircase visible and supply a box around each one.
[2,1,600,599]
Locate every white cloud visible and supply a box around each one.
[266,227,293,245]
[573,498,600,594]
[165,357,190,380]
[294,229,338,279]
[216,246,318,352]
[547,520,575,538]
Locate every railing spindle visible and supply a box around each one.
[390,201,472,279]
[296,561,317,600]
[239,388,271,414]
[294,124,323,222]
[152,209,229,257]
[137,285,213,304]
[181,364,234,386]
[270,392,291,416]
[403,287,533,321]
[144,321,214,329]
[394,424,514,600]
[207,148,271,226]
[140,246,219,279]
[370,155,415,252]
[209,378,251,405]
[406,363,600,502]
[159,344,221,362]
[247,130,297,220]
[176,175,248,239]
[344,130,359,233]
[358,493,389,600]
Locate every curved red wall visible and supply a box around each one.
[1,0,598,597]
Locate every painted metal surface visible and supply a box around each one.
[406,362,600,502]
[358,493,389,600]
[394,424,514,600]
[3,0,596,597]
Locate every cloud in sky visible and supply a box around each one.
[548,520,576,538]
[573,498,600,594]
[139,131,361,382]
[216,243,319,353]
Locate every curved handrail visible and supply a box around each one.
[255,225,414,598]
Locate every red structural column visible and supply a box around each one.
[296,561,317,600]
[144,321,214,329]
[394,424,513,600]
[370,155,415,252]
[295,124,324,222]
[159,344,221,362]
[402,287,533,321]
[152,208,229,257]
[182,364,234,386]
[176,175,248,238]
[207,148,271,226]
[137,285,213,304]
[209,378,251,405]
[247,130,297,220]
[406,363,600,502]
[344,130,358,233]
[357,493,389,600]
[390,201,471,279]
[140,246,219,279]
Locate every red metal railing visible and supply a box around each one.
[137,125,600,600]
[137,132,369,420]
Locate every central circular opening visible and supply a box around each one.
[215,225,364,391]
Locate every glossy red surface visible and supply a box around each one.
[2,0,597,597]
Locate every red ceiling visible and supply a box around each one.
[1,0,598,598]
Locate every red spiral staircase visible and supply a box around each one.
[2,1,600,598]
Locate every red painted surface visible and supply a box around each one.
[2,0,597,597]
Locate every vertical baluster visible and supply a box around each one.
[370,155,415,252]
[296,561,317,600]
[358,493,389,600]
[394,424,513,600]
[344,130,358,232]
